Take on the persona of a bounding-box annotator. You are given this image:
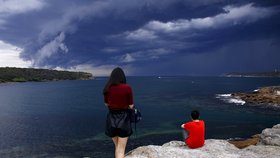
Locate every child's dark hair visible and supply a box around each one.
[191,110,200,120]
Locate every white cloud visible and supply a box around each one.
[53,64,134,77]
[126,3,276,37]
[34,32,68,66]
[69,64,116,77]
[117,48,171,63]
[126,29,157,40]
[0,0,45,15]
[122,53,135,63]
[0,40,31,67]
[0,0,45,28]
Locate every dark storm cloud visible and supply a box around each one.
[108,3,279,64]
[131,39,280,76]
[0,0,280,75]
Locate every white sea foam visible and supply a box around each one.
[216,94,231,98]
[216,94,246,105]
[227,98,246,105]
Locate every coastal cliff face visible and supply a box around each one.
[126,124,280,158]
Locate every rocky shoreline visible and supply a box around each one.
[126,124,280,158]
[232,86,280,106]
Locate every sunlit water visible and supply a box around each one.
[0,77,280,157]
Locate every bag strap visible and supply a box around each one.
[134,108,137,137]
[132,107,140,138]
[134,119,137,137]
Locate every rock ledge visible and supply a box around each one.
[126,124,280,158]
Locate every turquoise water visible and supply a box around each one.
[0,77,280,157]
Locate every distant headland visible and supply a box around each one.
[224,71,280,77]
[0,67,93,83]
[232,86,280,106]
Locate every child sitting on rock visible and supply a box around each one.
[181,110,205,148]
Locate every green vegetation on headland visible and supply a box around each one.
[0,67,93,83]
[225,71,280,77]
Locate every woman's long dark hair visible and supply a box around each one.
[103,67,127,94]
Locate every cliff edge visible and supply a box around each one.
[126,124,280,158]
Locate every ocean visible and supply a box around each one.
[0,76,280,157]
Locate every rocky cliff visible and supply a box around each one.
[126,124,280,158]
[232,86,280,106]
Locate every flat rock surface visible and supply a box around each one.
[126,140,280,158]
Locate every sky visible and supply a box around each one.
[0,0,280,76]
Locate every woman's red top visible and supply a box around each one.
[104,84,133,110]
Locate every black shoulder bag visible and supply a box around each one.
[129,107,142,136]
[130,108,142,123]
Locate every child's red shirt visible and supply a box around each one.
[184,120,205,148]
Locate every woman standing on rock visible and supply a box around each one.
[103,67,134,158]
